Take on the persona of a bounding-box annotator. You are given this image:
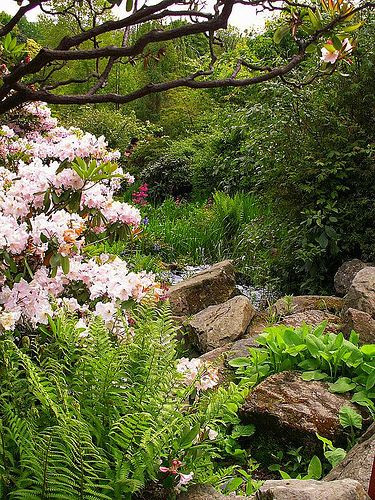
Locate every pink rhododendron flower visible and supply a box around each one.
[0,101,157,331]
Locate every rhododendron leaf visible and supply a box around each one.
[343,21,364,32]
[308,9,321,29]
[323,43,337,53]
[273,25,289,44]
[61,256,70,275]
[305,43,317,54]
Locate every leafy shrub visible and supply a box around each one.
[229,322,375,416]
[0,305,248,498]
[141,154,193,201]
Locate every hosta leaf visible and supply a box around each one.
[301,370,328,381]
[325,448,346,467]
[328,377,356,393]
[307,455,322,479]
[338,405,362,429]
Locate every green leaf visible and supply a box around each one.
[126,0,133,11]
[329,377,356,393]
[316,231,329,248]
[339,406,362,430]
[273,25,289,44]
[325,448,346,467]
[307,455,322,479]
[301,370,328,381]
[231,424,255,439]
[331,35,342,51]
[228,357,251,367]
[343,21,364,32]
[179,423,200,449]
[224,477,243,493]
[61,255,70,275]
[279,470,292,479]
[361,344,375,356]
[366,369,375,390]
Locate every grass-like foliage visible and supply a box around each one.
[0,305,247,499]
[229,322,375,416]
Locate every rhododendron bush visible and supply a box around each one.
[0,102,161,333]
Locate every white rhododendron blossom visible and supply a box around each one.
[0,102,157,332]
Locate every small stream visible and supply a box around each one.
[161,264,276,308]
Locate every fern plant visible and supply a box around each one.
[0,304,247,499]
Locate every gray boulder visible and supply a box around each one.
[279,310,342,333]
[169,260,236,316]
[334,259,371,296]
[178,484,251,499]
[272,295,343,316]
[325,423,375,491]
[189,295,256,353]
[344,266,375,318]
[343,308,375,343]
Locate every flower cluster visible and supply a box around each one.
[0,102,157,332]
[132,183,149,205]
[176,357,219,391]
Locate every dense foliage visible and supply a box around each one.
[0,305,248,498]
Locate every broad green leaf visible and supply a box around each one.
[228,357,251,367]
[329,377,356,393]
[224,477,243,493]
[232,424,255,439]
[361,344,375,356]
[301,370,328,381]
[273,25,289,44]
[179,423,200,448]
[307,455,322,479]
[325,448,346,467]
[339,405,362,429]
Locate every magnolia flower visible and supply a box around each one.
[320,38,353,64]
[320,46,339,64]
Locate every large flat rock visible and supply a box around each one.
[169,260,236,316]
[240,371,360,444]
[280,310,342,333]
[189,295,256,352]
[344,266,375,318]
[272,296,343,316]
[255,479,370,499]
[325,423,375,491]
